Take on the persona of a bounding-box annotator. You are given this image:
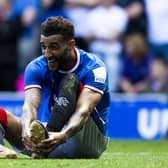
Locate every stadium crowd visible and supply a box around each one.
[0,0,168,93]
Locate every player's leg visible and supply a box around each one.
[0,108,22,158]
[46,73,80,132]
[48,117,108,158]
[45,74,107,158]
[0,108,23,149]
[75,117,108,158]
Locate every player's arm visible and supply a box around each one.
[37,87,102,153]
[62,87,102,140]
[21,88,41,136]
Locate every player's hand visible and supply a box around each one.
[22,135,37,152]
[21,122,37,152]
[36,132,67,154]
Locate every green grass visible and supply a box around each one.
[1,140,168,168]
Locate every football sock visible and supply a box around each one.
[47,74,80,132]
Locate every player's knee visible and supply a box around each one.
[3,109,21,130]
[60,74,80,93]
[64,74,79,86]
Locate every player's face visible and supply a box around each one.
[40,34,72,71]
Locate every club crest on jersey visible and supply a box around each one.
[54,96,69,106]
[93,67,106,84]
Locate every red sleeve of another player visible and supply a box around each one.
[0,108,7,128]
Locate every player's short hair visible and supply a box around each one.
[41,16,74,41]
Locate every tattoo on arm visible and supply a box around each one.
[61,88,102,139]
[22,88,41,135]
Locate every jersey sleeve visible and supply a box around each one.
[83,66,108,94]
[24,62,43,90]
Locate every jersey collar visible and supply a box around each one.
[59,48,80,74]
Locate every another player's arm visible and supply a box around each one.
[21,88,41,136]
[61,87,102,140]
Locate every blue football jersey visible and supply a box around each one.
[24,48,110,134]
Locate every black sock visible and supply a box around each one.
[46,74,80,132]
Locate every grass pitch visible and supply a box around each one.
[1,140,168,168]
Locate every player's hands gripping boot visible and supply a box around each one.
[29,120,48,159]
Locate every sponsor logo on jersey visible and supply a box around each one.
[93,67,106,84]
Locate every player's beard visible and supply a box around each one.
[59,47,73,70]
[47,47,71,71]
